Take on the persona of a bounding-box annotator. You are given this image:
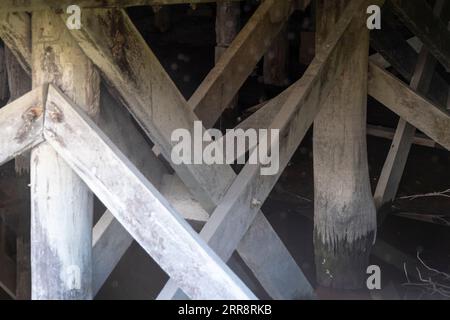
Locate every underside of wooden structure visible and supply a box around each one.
[0,0,449,300]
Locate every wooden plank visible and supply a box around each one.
[0,45,7,102]
[159,0,381,298]
[5,46,33,174]
[0,12,30,75]
[367,125,442,149]
[368,62,450,151]
[0,86,45,166]
[389,0,450,71]
[67,8,313,300]
[44,84,256,300]
[263,26,289,86]
[0,0,244,11]
[189,0,291,128]
[215,0,240,111]
[370,5,448,107]
[374,39,438,210]
[30,10,100,300]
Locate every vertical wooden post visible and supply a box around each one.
[30,10,100,299]
[0,43,7,102]
[263,26,288,86]
[215,1,240,110]
[313,0,376,289]
[5,43,32,300]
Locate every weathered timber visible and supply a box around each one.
[67,7,313,299]
[44,84,256,300]
[389,0,450,71]
[368,62,450,151]
[189,0,292,128]
[367,125,443,149]
[160,0,383,297]
[373,0,445,211]
[263,26,288,86]
[30,10,100,300]
[5,46,32,174]
[0,12,30,75]
[313,0,377,289]
[370,5,448,107]
[0,86,44,166]
[0,45,7,101]
[215,0,240,110]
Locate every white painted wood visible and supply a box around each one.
[0,86,44,166]
[44,84,256,300]
[30,10,100,300]
[67,8,313,300]
[368,62,450,151]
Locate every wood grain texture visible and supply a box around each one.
[67,8,312,300]
[44,85,256,300]
[190,0,291,127]
[30,10,99,300]
[313,0,377,289]
[0,12,30,75]
[368,62,450,151]
[0,86,44,167]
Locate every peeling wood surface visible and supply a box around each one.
[44,85,256,300]
[368,62,450,151]
[68,8,311,300]
[0,86,44,167]
[189,0,291,128]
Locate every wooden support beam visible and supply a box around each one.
[160,0,383,297]
[373,0,445,211]
[0,12,30,76]
[30,10,100,300]
[0,45,7,102]
[368,62,450,151]
[263,26,289,86]
[215,0,240,111]
[67,7,313,299]
[389,0,450,71]
[5,46,33,175]
[367,125,443,149]
[370,6,449,107]
[189,0,291,128]
[44,84,256,300]
[0,0,244,12]
[313,0,376,289]
[0,86,44,166]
